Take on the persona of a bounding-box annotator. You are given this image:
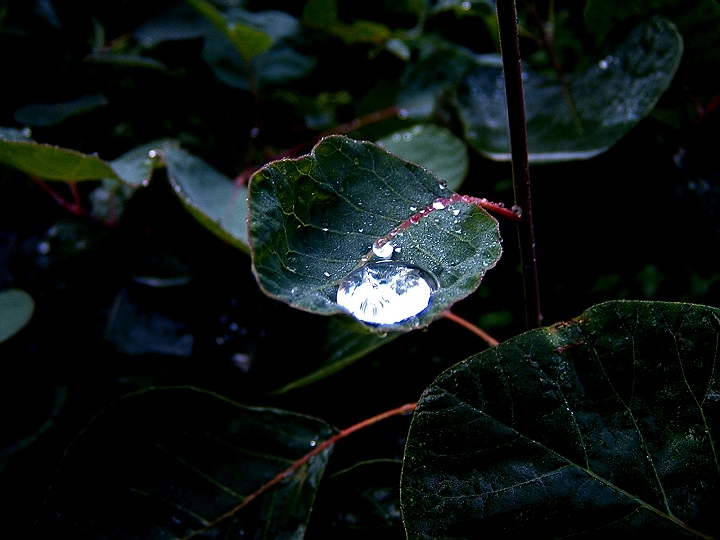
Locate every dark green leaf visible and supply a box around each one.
[401,300,720,538]
[13,94,108,127]
[0,288,34,343]
[186,0,273,62]
[162,143,250,253]
[248,135,502,333]
[35,386,336,539]
[457,16,683,162]
[0,132,120,182]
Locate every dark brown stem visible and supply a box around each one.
[496,0,542,329]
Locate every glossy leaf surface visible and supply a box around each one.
[36,387,336,539]
[248,135,502,333]
[457,16,683,162]
[401,300,720,538]
[162,143,250,253]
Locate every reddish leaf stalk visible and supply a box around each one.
[30,177,88,218]
[182,402,417,539]
[441,310,499,347]
[496,0,542,329]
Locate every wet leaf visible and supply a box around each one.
[376,124,469,192]
[401,300,720,538]
[0,130,120,182]
[13,94,108,127]
[162,143,250,254]
[248,135,502,333]
[0,288,34,343]
[35,386,336,539]
[456,16,683,162]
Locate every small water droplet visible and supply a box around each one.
[511,204,522,217]
[147,149,158,159]
[21,127,32,138]
[397,109,408,118]
[336,261,439,326]
[358,228,364,233]
[432,199,446,210]
[373,239,395,259]
[323,271,331,277]
[173,184,182,193]
[461,1,471,10]
[309,440,317,447]
[598,55,614,70]
[322,227,329,232]
[249,126,260,138]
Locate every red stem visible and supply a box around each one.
[181,402,417,538]
[441,310,499,347]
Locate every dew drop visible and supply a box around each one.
[323,271,331,277]
[432,199,446,210]
[147,149,158,159]
[21,127,32,138]
[598,55,614,70]
[372,239,395,259]
[397,108,408,118]
[336,261,439,326]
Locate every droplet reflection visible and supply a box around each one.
[336,261,439,325]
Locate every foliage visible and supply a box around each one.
[0,0,719,538]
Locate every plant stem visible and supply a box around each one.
[181,402,417,538]
[496,0,542,329]
[441,310,499,347]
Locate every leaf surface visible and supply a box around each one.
[401,300,720,538]
[247,135,502,333]
[162,143,250,253]
[0,288,34,343]
[36,386,336,539]
[457,16,683,162]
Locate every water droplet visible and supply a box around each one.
[322,227,329,232]
[511,204,522,217]
[249,126,260,138]
[461,1,471,10]
[21,127,32,138]
[147,149,158,159]
[397,108,408,118]
[598,55,614,70]
[373,239,395,259]
[309,440,317,447]
[323,271,331,277]
[432,199,446,210]
[336,261,439,325]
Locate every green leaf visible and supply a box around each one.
[13,93,108,127]
[162,142,250,253]
[35,386,336,538]
[248,135,502,333]
[401,300,720,538]
[201,8,316,91]
[185,0,273,62]
[457,16,683,162]
[376,124,469,192]
[0,288,34,343]
[0,130,120,182]
[584,0,720,93]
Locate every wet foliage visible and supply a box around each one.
[1,0,719,538]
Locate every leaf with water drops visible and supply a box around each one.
[162,143,250,254]
[401,300,720,538]
[34,386,336,539]
[457,16,683,162]
[247,134,502,333]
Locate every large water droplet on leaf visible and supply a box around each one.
[336,261,439,326]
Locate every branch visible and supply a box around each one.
[496,0,542,329]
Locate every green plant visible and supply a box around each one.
[1,0,719,538]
